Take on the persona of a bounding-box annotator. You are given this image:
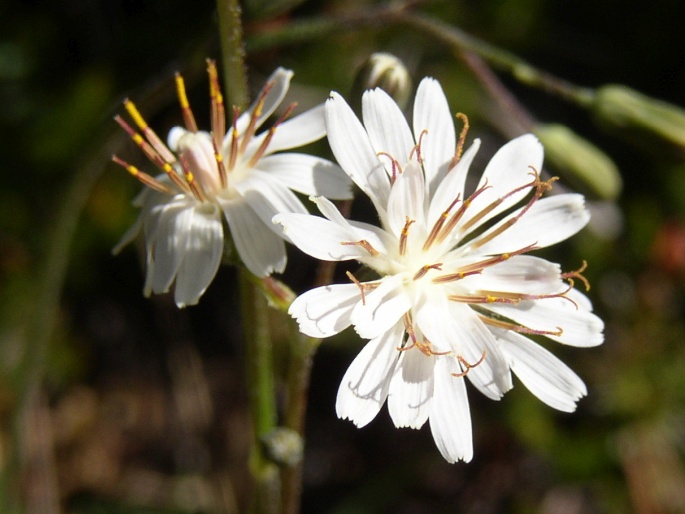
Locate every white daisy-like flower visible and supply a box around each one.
[273,78,604,463]
[113,61,352,307]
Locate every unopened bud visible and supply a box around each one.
[352,53,412,111]
[591,85,685,157]
[534,124,622,200]
[261,427,303,467]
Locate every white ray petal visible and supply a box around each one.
[289,283,360,338]
[257,153,352,199]
[362,87,415,174]
[336,323,404,427]
[261,104,327,153]
[149,201,194,294]
[351,274,412,339]
[496,329,587,412]
[221,199,286,276]
[429,358,473,463]
[388,350,434,429]
[174,208,224,307]
[325,92,390,211]
[413,78,456,195]
[386,160,427,238]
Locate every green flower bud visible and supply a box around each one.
[592,85,685,157]
[351,52,412,111]
[534,124,622,200]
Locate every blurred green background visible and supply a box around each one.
[2,0,685,512]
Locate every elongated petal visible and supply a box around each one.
[149,201,194,294]
[274,211,379,261]
[289,283,360,337]
[325,92,390,211]
[174,207,224,307]
[469,194,590,255]
[461,134,544,232]
[429,358,473,463]
[113,211,143,255]
[351,274,412,339]
[257,153,352,199]
[483,295,604,347]
[362,87,414,174]
[388,350,434,429]
[222,199,286,276]
[386,160,427,239]
[336,323,404,427]
[456,255,564,295]
[262,104,327,153]
[413,78,456,195]
[497,329,587,412]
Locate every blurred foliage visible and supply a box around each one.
[1,0,685,513]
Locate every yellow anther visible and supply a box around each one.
[124,99,148,130]
[175,73,190,109]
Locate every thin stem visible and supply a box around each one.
[217,0,249,111]
[279,200,351,514]
[239,268,280,514]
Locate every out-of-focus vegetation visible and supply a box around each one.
[1,0,685,512]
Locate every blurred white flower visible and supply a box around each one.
[113,61,352,307]
[274,78,604,463]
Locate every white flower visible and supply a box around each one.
[113,61,352,307]
[273,78,604,463]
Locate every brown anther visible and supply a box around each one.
[423,195,461,251]
[247,102,297,168]
[341,239,380,256]
[346,271,377,305]
[399,217,415,256]
[562,260,591,291]
[479,315,564,337]
[409,129,429,164]
[239,81,274,155]
[179,154,207,202]
[206,59,226,147]
[413,263,443,281]
[436,180,492,244]
[377,151,402,183]
[452,350,487,378]
[111,155,174,195]
[212,134,228,189]
[227,106,241,171]
[448,113,469,171]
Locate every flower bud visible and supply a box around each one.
[534,123,622,200]
[261,427,303,467]
[351,52,412,111]
[591,85,685,157]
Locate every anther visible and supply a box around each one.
[175,72,198,132]
[248,102,297,168]
[413,263,442,281]
[340,239,380,256]
[206,59,226,148]
[479,316,564,337]
[123,99,176,164]
[399,217,415,256]
[452,351,487,378]
[111,155,174,194]
[346,271,375,305]
[409,129,428,164]
[377,152,402,183]
[448,113,469,171]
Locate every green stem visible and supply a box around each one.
[239,268,280,514]
[217,0,249,111]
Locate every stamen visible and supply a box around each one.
[435,180,491,244]
[562,260,590,291]
[239,81,274,155]
[123,99,177,164]
[346,271,378,305]
[452,351,487,378]
[469,171,558,251]
[247,102,297,168]
[114,115,190,193]
[448,113,469,171]
[178,154,207,202]
[409,129,428,164]
[423,195,461,251]
[111,155,174,194]
[212,134,228,188]
[397,314,450,356]
[206,59,226,150]
[413,263,442,281]
[399,217,415,256]
[227,106,241,171]
[377,151,402,183]
[341,240,380,256]
[479,315,564,337]
[175,72,198,132]
[432,243,538,284]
